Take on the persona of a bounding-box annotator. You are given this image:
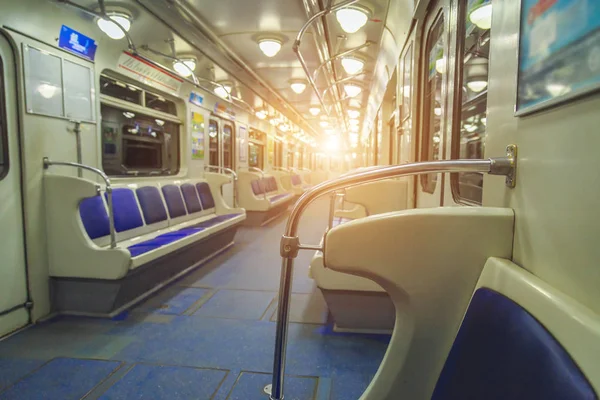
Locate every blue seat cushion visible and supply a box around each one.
[127,245,160,257]
[270,193,291,203]
[79,196,110,239]
[432,288,596,400]
[136,186,168,224]
[162,185,187,218]
[196,182,215,210]
[177,227,205,235]
[181,183,203,214]
[106,188,144,232]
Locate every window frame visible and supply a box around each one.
[0,53,8,181]
[419,8,447,194]
[450,0,490,206]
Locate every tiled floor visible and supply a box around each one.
[0,200,389,399]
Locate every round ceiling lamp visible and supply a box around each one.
[214,82,232,99]
[255,110,267,120]
[319,121,329,128]
[469,2,493,30]
[97,13,131,40]
[343,83,362,98]
[467,79,488,92]
[341,57,365,75]
[173,58,196,77]
[336,7,369,34]
[290,80,307,94]
[258,38,282,57]
[309,106,321,116]
[348,118,360,125]
[348,109,360,119]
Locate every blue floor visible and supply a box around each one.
[0,200,389,399]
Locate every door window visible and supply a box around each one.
[208,119,219,166]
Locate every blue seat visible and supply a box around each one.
[127,245,160,257]
[432,288,596,400]
[79,196,110,239]
[162,185,187,219]
[181,183,203,214]
[291,175,302,186]
[136,186,168,224]
[196,182,215,210]
[251,180,264,196]
[270,193,291,203]
[106,188,144,232]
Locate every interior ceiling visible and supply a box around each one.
[76,0,392,143]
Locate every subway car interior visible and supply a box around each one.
[0,0,599,399]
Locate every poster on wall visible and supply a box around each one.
[516,0,600,115]
[191,112,205,160]
[238,126,248,162]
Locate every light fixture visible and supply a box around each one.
[348,118,359,125]
[255,110,267,120]
[258,38,282,57]
[172,58,196,77]
[279,123,290,132]
[467,80,488,92]
[214,83,232,99]
[290,80,307,94]
[336,7,369,34]
[270,118,280,126]
[97,13,131,40]
[122,111,135,118]
[469,2,493,30]
[434,107,442,116]
[155,119,165,126]
[352,152,357,159]
[349,125,359,132]
[324,129,334,135]
[348,109,360,119]
[435,57,446,74]
[326,135,340,151]
[344,83,362,98]
[319,121,329,128]
[309,107,321,116]
[341,57,364,75]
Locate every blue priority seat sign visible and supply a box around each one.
[58,25,98,62]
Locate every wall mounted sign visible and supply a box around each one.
[191,112,205,160]
[189,91,204,106]
[58,25,97,62]
[117,52,183,96]
[214,102,236,119]
[517,0,600,115]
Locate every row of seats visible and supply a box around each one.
[80,182,242,258]
[237,170,296,223]
[250,176,292,203]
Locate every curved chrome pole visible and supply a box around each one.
[43,158,117,249]
[269,153,517,400]
[205,165,239,207]
[312,41,373,83]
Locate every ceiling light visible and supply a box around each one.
[348,109,360,119]
[155,119,165,126]
[173,58,196,77]
[435,57,446,74]
[344,83,362,98]
[352,152,357,159]
[467,80,488,92]
[336,7,369,34]
[309,107,321,116]
[325,129,334,135]
[97,13,131,40]
[214,83,232,99]
[348,118,359,125]
[349,125,359,132]
[122,111,135,118]
[270,118,280,126]
[279,123,290,132]
[290,80,307,94]
[341,57,364,75]
[258,39,282,57]
[319,121,329,128]
[434,107,442,116]
[469,2,493,30]
[255,110,267,120]
[326,135,340,151]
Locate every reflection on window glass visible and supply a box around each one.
[223,124,233,169]
[145,92,177,115]
[421,15,445,193]
[100,75,141,105]
[249,142,263,169]
[208,120,219,166]
[100,104,179,176]
[401,44,413,121]
[0,56,5,177]
[454,0,492,204]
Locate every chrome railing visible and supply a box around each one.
[43,157,117,249]
[204,165,239,207]
[267,149,517,400]
[248,167,268,200]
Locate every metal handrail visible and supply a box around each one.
[312,41,373,83]
[248,167,268,200]
[292,0,360,130]
[268,154,517,400]
[43,158,117,249]
[204,165,239,207]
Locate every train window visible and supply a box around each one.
[223,123,234,169]
[101,104,180,176]
[0,55,6,180]
[249,129,265,170]
[208,119,219,166]
[100,75,142,105]
[451,0,492,204]
[420,14,445,194]
[145,92,177,116]
[274,140,283,167]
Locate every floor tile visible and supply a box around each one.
[227,372,317,400]
[193,290,275,320]
[271,292,329,325]
[0,359,45,391]
[0,358,121,400]
[135,287,211,315]
[98,364,227,400]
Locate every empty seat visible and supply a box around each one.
[161,185,187,219]
[79,196,110,240]
[196,182,216,209]
[106,188,144,232]
[291,174,302,186]
[136,186,168,224]
[180,183,203,214]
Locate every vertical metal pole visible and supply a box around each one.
[73,121,82,178]
[328,191,336,230]
[106,186,117,249]
[270,256,295,400]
